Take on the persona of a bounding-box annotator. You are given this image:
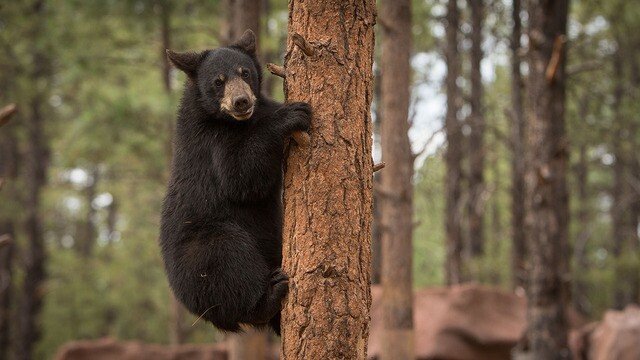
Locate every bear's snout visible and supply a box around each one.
[220,77,257,121]
[233,95,251,112]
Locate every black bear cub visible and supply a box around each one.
[160,30,311,335]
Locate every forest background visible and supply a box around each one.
[0,0,639,358]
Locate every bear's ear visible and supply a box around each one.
[231,29,257,56]
[166,50,205,77]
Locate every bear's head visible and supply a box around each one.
[167,30,262,121]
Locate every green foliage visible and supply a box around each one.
[413,151,446,287]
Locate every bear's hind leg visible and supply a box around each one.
[242,268,288,328]
[182,222,274,332]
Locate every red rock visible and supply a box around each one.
[570,305,640,360]
[368,283,527,360]
[54,338,227,360]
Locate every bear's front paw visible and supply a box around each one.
[278,102,312,133]
[269,268,289,293]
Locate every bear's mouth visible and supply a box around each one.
[230,107,254,121]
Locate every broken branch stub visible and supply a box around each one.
[267,63,285,79]
[292,33,315,57]
[0,104,17,128]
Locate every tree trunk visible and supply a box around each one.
[17,2,50,359]
[371,174,382,285]
[371,67,382,286]
[220,0,236,44]
[523,0,571,358]
[444,0,463,286]
[234,0,260,51]
[0,128,18,360]
[489,134,502,285]
[610,43,630,310]
[628,44,640,305]
[510,0,527,292]
[77,167,98,258]
[379,0,414,359]
[573,96,590,316]
[466,0,485,258]
[280,2,375,359]
[0,222,14,360]
[610,37,640,309]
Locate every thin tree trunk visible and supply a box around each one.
[220,0,236,44]
[573,139,589,316]
[379,0,414,359]
[572,95,590,316]
[281,1,375,358]
[610,43,629,310]
[510,0,527,292]
[0,108,18,360]
[234,0,260,51]
[467,0,485,258]
[523,0,571,358]
[77,167,98,258]
[0,222,14,360]
[106,198,118,243]
[371,67,382,286]
[17,2,50,359]
[489,129,502,285]
[444,0,463,286]
[628,44,640,304]
[371,174,382,285]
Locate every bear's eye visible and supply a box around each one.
[214,79,224,88]
[241,69,250,78]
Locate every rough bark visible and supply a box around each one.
[379,0,414,359]
[523,0,571,358]
[466,0,485,258]
[17,2,50,359]
[444,0,463,286]
[510,0,527,292]
[281,2,375,359]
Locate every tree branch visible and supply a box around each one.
[291,132,310,147]
[373,162,385,172]
[567,61,603,77]
[292,33,315,57]
[0,234,11,248]
[546,35,566,84]
[267,63,285,78]
[0,104,17,128]
[412,127,444,160]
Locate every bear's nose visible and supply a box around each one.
[233,95,251,112]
